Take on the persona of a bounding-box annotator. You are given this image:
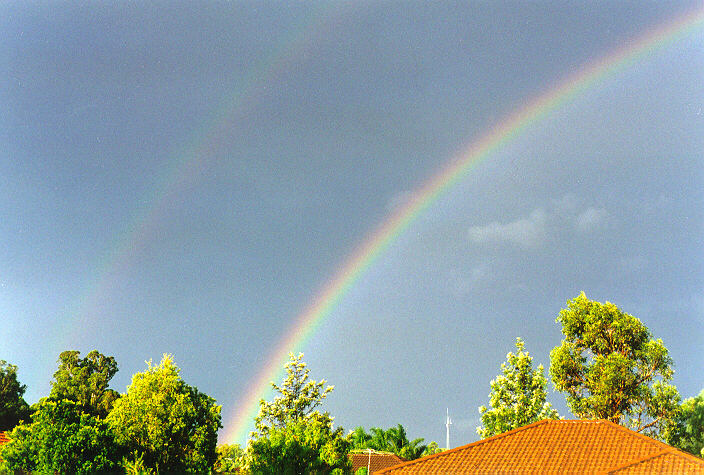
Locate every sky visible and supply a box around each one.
[1,1,702,447]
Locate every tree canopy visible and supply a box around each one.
[106,354,222,473]
[49,350,120,417]
[349,424,429,460]
[477,337,559,438]
[253,352,334,438]
[667,389,704,457]
[0,399,123,474]
[0,360,30,431]
[549,292,680,438]
[246,353,350,473]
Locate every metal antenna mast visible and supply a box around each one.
[446,408,452,449]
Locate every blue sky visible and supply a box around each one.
[1,1,702,446]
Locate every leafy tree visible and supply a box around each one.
[477,338,559,438]
[49,350,120,417]
[0,399,123,474]
[247,414,351,474]
[0,360,30,431]
[253,352,334,438]
[667,389,704,457]
[214,443,245,473]
[549,292,680,438]
[348,424,427,460]
[246,353,350,473]
[422,441,444,456]
[106,354,222,473]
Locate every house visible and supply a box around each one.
[375,419,704,474]
[349,450,405,473]
[0,431,8,447]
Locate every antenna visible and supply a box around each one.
[446,408,452,449]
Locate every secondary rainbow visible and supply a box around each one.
[46,6,344,376]
[224,7,704,444]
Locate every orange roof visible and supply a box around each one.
[0,431,9,446]
[350,451,405,473]
[375,420,704,474]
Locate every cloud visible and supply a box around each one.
[468,208,547,248]
[467,195,610,249]
[575,207,608,231]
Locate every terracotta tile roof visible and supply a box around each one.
[350,451,405,473]
[608,449,704,473]
[375,419,704,474]
[0,431,8,446]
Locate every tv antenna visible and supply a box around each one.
[446,408,452,449]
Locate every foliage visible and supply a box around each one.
[247,413,351,474]
[49,350,120,417]
[422,441,444,456]
[0,399,123,474]
[246,353,350,473]
[122,451,155,475]
[0,360,30,431]
[106,354,222,473]
[214,443,245,473]
[549,292,680,438]
[349,424,427,460]
[478,338,559,438]
[253,352,334,438]
[666,389,704,457]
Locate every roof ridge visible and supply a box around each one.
[374,419,555,474]
[604,445,704,473]
[595,419,687,452]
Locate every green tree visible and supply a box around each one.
[422,441,444,456]
[49,350,120,417]
[253,352,334,438]
[214,443,245,473]
[246,353,351,473]
[0,399,123,474]
[667,389,704,457]
[106,354,222,473]
[0,360,30,431]
[549,292,680,438]
[478,338,559,438]
[348,424,427,460]
[247,414,351,474]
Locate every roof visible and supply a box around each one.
[0,431,8,446]
[349,451,405,473]
[375,419,704,474]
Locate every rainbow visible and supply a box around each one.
[45,6,346,377]
[223,7,704,444]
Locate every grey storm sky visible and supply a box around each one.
[1,1,702,446]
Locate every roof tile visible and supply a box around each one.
[376,420,704,474]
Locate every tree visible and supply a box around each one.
[667,389,704,457]
[214,443,245,473]
[246,353,350,473]
[422,441,444,456]
[253,352,334,438]
[0,360,30,431]
[348,424,427,460]
[0,399,123,474]
[49,350,120,417]
[549,292,680,438]
[247,414,351,474]
[106,354,222,473]
[477,338,559,438]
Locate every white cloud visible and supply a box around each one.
[575,207,608,231]
[468,208,547,248]
[466,196,610,248]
